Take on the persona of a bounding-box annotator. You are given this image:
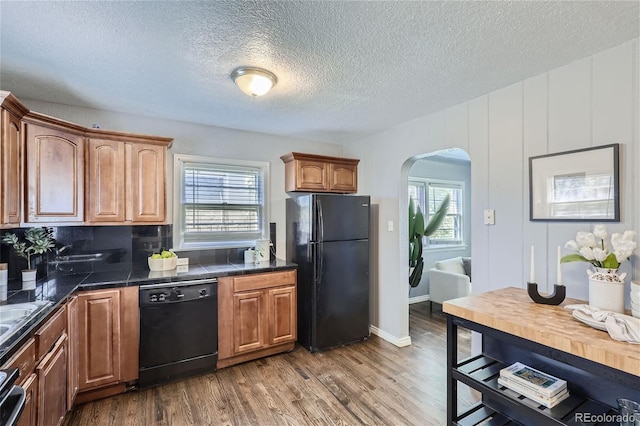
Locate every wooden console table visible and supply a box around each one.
[444,287,639,425]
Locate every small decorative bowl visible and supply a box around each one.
[148,256,178,271]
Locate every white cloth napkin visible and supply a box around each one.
[565,304,640,344]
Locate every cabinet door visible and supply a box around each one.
[296,160,328,191]
[328,163,357,193]
[233,290,266,354]
[0,108,22,226]
[16,373,37,426]
[37,335,67,426]
[126,143,165,222]
[66,295,79,409]
[25,123,84,223]
[78,289,121,390]
[86,139,125,222]
[119,286,139,383]
[267,285,297,345]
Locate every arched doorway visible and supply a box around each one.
[402,148,471,334]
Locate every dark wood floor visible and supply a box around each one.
[64,302,479,425]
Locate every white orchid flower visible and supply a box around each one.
[565,240,580,251]
[576,232,597,248]
[592,247,608,262]
[593,224,608,240]
[579,246,595,260]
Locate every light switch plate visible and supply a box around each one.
[484,209,495,225]
[388,220,394,232]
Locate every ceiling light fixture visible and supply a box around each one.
[231,67,277,98]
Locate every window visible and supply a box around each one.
[174,154,269,249]
[409,178,464,247]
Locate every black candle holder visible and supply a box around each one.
[527,282,566,305]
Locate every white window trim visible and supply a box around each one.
[410,177,465,249]
[173,153,270,250]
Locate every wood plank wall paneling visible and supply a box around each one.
[64,303,478,425]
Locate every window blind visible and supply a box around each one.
[182,162,264,244]
[427,181,463,244]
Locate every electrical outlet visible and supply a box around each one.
[388,220,394,232]
[484,209,495,225]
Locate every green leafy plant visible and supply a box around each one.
[2,227,56,270]
[409,194,450,288]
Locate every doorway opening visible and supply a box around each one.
[403,148,471,332]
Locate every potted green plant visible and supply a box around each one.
[2,227,56,282]
[409,194,450,288]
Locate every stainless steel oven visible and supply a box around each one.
[138,278,218,388]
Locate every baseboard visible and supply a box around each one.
[370,325,412,347]
[408,294,430,304]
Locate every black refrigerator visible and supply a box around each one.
[286,194,370,352]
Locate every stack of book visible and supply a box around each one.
[498,362,569,408]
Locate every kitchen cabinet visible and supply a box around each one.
[66,295,78,409]
[218,270,297,369]
[16,373,37,426]
[444,288,638,426]
[86,138,168,224]
[280,152,359,193]
[23,115,85,223]
[76,286,139,404]
[0,92,28,227]
[36,334,67,426]
[126,142,166,222]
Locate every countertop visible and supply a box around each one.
[443,287,640,377]
[0,259,296,365]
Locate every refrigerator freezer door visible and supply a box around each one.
[312,239,369,351]
[313,194,369,242]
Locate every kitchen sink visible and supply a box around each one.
[0,301,52,345]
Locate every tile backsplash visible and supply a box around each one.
[1,222,277,280]
[0,225,172,280]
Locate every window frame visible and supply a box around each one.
[173,154,270,250]
[409,177,465,249]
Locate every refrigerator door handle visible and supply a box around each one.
[318,243,323,285]
[317,199,324,243]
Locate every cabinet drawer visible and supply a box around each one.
[1,338,36,385]
[233,270,296,292]
[35,307,66,360]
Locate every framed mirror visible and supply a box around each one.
[529,144,619,222]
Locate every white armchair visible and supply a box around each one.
[428,256,471,309]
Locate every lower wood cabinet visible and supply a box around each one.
[66,295,78,409]
[76,286,139,403]
[218,270,297,368]
[16,373,37,426]
[36,334,67,426]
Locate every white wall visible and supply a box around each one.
[20,99,344,259]
[408,156,472,299]
[344,39,639,345]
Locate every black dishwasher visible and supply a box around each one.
[139,278,218,388]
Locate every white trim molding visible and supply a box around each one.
[408,294,430,304]
[370,326,412,347]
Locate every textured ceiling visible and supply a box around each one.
[1,1,638,144]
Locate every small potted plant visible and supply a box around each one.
[2,227,56,282]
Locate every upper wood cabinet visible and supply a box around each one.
[126,142,166,223]
[86,139,126,222]
[86,138,167,224]
[0,92,28,227]
[280,152,359,193]
[23,115,85,223]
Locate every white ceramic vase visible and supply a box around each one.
[22,269,37,282]
[587,267,626,313]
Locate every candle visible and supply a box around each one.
[557,245,563,285]
[530,245,535,283]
